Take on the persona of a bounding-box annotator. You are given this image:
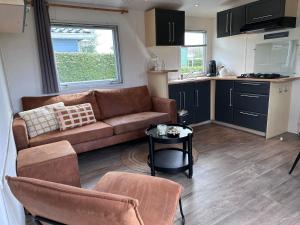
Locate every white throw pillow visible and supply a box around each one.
[19,102,65,138]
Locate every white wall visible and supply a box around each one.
[212,3,300,134]
[0,49,25,225]
[148,16,215,80]
[0,10,215,113]
[0,7,149,112]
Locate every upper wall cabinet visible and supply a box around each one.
[245,0,298,24]
[0,0,26,33]
[217,0,298,38]
[217,6,245,38]
[145,8,185,47]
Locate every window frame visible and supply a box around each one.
[181,30,208,75]
[51,22,123,90]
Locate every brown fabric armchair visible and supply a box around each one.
[6,172,184,225]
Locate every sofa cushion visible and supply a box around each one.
[29,122,113,147]
[54,103,96,131]
[103,112,170,135]
[19,102,64,138]
[95,86,152,119]
[22,91,102,121]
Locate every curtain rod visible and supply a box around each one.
[28,1,129,14]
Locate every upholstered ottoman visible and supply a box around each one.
[17,141,81,187]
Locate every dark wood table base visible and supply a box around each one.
[146,124,193,178]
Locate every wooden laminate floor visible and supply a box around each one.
[28,124,300,225]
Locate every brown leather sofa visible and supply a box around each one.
[13,86,177,153]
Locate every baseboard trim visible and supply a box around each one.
[189,120,211,127]
[212,121,266,137]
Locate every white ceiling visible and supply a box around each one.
[49,0,257,18]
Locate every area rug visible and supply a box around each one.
[121,141,199,174]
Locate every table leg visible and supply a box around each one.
[183,141,187,151]
[289,152,300,175]
[188,134,193,178]
[148,136,155,176]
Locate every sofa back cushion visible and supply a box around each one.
[6,176,143,225]
[22,91,101,121]
[95,86,152,119]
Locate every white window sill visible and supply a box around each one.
[59,80,123,93]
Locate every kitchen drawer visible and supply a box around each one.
[234,81,270,95]
[234,110,267,132]
[234,93,269,114]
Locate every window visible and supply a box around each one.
[51,24,122,88]
[180,31,207,75]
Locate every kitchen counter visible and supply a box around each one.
[168,75,300,85]
[148,69,178,74]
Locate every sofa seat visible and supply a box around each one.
[29,122,113,147]
[103,112,170,135]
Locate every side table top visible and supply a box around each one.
[145,124,193,141]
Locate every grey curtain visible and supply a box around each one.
[33,0,59,94]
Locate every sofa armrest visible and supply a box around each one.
[152,97,177,123]
[13,117,29,150]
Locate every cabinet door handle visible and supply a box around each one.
[240,94,259,98]
[172,22,175,43]
[226,13,229,33]
[183,91,186,109]
[253,14,273,21]
[240,111,259,117]
[229,12,232,35]
[168,22,171,43]
[195,90,199,107]
[229,88,233,107]
[240,82,262,86]
[179,91,182,110]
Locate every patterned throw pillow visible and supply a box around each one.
[54,103,96,131]
[19,102,65,138]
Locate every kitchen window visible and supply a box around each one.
[51,24,122,89]
[181,31,207,75]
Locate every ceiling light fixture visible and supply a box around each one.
[194,4,199,7]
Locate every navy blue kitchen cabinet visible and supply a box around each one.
[168,84,181,111]
[215,80,234,123]
[215,80,270,132]
[233,81,270,132]
[193,81,211,123]
[155,9,185,46]
[217,5,245,38]
[169,82,194,124]
[245,0,285,24]
[169,81,211,125]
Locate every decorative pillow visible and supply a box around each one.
[54,103,96,131]
[19,102,65,138]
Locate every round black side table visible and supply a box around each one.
[145,124,194,178]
